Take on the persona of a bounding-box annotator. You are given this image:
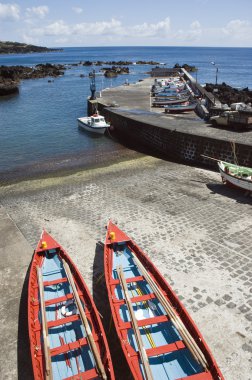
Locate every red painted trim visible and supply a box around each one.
[50,336,98,357]
[62,367,98,380]
[113,292,156,306]
[118,314,169,330]
[146,340,185,357]
[44,291,84,306]
[43,277,68,286]
[110,275,144,285]
[48,314,80,328]
[45,293,73,306]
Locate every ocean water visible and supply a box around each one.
[1,46,252,182]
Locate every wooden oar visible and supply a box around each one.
[131,254,209,370]
[62,258,107,380]
[117,265,154,380]
[36,266,53,380]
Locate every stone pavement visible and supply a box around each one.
[0,155,251,379]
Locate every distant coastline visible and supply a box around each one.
[0,41,63,55]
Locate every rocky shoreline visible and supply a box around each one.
[0,63,66,96]
[205,82,252,105]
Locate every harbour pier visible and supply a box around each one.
[88,70,252,167]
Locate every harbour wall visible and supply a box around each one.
[87,71,252,169]
[88,99,252,168]
[102,109,252,168]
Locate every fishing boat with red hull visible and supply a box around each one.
[28,230,114,380]
[104,221,224,380]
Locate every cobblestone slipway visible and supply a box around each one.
[0,155,251,379]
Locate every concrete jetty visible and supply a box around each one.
[88,75,252,167]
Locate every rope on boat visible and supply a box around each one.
[117,265,154,380]
[62,259,108,380]
[130,255,209,370]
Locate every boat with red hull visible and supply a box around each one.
[104,221,224,380]
[28,230,115,380]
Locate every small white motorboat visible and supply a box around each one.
[77,113,110,134]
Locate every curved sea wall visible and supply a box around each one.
[99,106,252,168]
[87,71,252,169]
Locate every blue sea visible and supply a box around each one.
[1,46,252,182]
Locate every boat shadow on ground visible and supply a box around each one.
[93,242,134,380]
[18,263,34,380]
[206,183,252,205]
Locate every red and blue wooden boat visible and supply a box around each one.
[28,230,115,380]
[104,221,224,380]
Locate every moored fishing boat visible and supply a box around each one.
[152,95,190,107]
[164,101,197,113]
[28,230,115,380]
[77,112,110,134]
[153,89,188,98]
[218,160,252,192]
[104,220,224,380]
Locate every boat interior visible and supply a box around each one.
[40,249,99,380]
[111,242,206,380]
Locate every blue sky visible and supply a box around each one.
[0,0,252,47]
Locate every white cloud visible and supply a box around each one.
[45,20,70,35]
[19,16,252,47]
[0,2,19,21]
[174,20,202,42]
[190,21,201,30]
[22,33,38,45]
[72,7,83,14]
[26,6,49,19]
[128,17,170,38]
[74,18,123,36]
[222,19,252,41]
[30,18,123,38]
[25,17,172,40]
[31,20,70,37]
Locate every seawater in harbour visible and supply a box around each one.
[1,46,252,183]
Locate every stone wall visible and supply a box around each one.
[87,98,252,168]
[103,109,252,168]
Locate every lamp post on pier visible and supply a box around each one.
[89,69,96,100]
[211,61,219,85]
